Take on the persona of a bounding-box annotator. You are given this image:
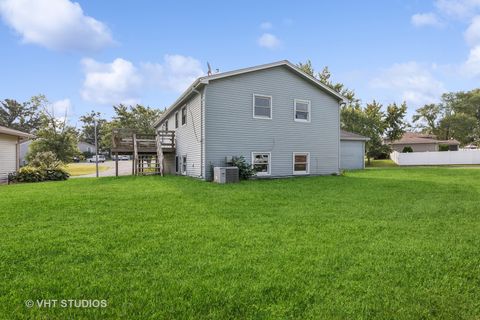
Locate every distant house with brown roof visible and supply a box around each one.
[386,132,460,153]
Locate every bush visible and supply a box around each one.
[8,166,69,183]
[29,151,63,169]
[402,146,413,153]
[371,144,392,160]
[8,166,45,183]
[439,144,450,151]
[231,156,256,180]
[8,151,69,184]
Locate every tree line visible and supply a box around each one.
[0,96,162,162]
[297,60,480,162]
[2,61,479,163]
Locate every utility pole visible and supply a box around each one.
[94,119,99,178]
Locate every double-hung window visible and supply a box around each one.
[175,112,179,128]
[252,152,271,176]
[293,152,310,175]
[181,106,187,125]
[253,94,272,119]
[294,99,311,122]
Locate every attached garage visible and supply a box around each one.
[340,130,369,170]
[0,126,34,183]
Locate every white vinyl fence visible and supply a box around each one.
[390,150,480,166]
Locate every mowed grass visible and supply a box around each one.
[1,169,480,319]
[365,159,398,168]
[65,163,109,176]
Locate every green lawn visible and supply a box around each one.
[365,159,398,168]
[65,163,109,176]
[1,169,480,319]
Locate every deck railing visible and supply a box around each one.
[111,129,175,152]
[157,131,175,149]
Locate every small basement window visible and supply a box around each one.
[253,94,272,119]
[252,152,271,176]
[181,106,187,126]
[294,99,311,122]
[293,152,309,175]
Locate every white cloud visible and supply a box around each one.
[260,21,273,30]
[141,54,204,92]
[81,58,142,105]
[370,62,446,107]
[257,33,281,49]
[49,99,73,123]
[465,15,480,45]
[0,0,113,52]
[411,13,442,27]
[434,0,480,19]
[463,45,480,75]
[80,55,204,105]
[52,99,73,118]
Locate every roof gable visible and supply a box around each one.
[153,60,346,127]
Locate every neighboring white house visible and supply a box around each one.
[153,60,368,180]
[0,126,34,183]
[77,141,96,154]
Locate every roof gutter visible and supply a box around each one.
[152,78,208,128]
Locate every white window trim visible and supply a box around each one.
[251,152,271,176]
[181,106,187,126]
[294,99,311,123]
[253,94,273,120]
[174,111,179,129]
[181,155,187,175]
[293,152,310,175]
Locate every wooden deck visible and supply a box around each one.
[111,129,175,176]
[111,130,175,154]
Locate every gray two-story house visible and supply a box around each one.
[153,60,367,180]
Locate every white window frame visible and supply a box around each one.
[181,155,187,175]
[253,94,272,120]
[292,152,310,175]
[175,112,179,129]
[294,99,311,123]
[251,152,271,176]
[181,106,187,126]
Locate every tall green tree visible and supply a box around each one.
[384,102,408,141]
[438,113,477,144]
[412,103,442,134]
[0,95,46,133]
[111,104,162,134]
[28,105,79,162]
[79,111,108,151]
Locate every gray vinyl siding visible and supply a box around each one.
[340,140,365,170]
[204,66,340,180]
[158,91,203,178]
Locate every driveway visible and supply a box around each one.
[72,160,133,178]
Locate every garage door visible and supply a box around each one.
[340,140,364,170]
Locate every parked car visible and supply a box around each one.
[72,156,80,163]
[87,155,106,163]
[112,155,130,160]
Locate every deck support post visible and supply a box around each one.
[115,152,119,177]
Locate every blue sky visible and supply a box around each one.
[1,0,479,126]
